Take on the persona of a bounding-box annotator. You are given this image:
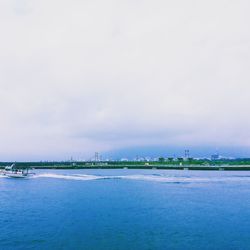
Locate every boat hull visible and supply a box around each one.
[5,173,28,178]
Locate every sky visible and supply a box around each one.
[0,0,250,161]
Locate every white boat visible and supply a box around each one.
[4,172,28,178]
[3,164,29,178]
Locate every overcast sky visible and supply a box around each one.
[0,0,250,160]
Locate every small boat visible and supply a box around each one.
[3,164,30,178]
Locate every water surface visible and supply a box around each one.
[1,169,250,249]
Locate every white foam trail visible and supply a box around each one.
[34,173,103,181]
[32,173,250,183]
[119,175,221,183]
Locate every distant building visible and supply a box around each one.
[211,154,219,160]
[120,158,129,162]
[144,157,151,162]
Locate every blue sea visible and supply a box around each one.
[1,169,250,250]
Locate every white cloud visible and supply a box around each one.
[0,0,250,160]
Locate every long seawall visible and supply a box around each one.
[1,164,250,171]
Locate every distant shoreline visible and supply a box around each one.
[1,164,250,171]
[2,159,250,171]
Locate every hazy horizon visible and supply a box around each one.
[1,0,250,161]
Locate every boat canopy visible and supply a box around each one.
[5,164,29,171]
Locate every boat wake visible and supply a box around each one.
[32,173,250,184]
[34,173,104,181]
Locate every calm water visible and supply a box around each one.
[1,169,250,250]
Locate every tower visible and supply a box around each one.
[95,152,99,161]
[184,150,190,158]
[94,152,99,162]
